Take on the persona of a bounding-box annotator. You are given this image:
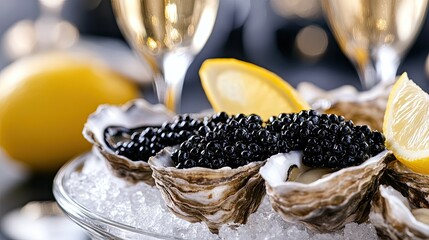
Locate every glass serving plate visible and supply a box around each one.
[53,152,379,240]
[53,153,179,240]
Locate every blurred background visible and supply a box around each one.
[0,0,428,239]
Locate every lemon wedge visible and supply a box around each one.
[383,72,429,174]
[200,58,310,120]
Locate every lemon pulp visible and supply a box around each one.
[200,58,310,120]
[383,72,429,174]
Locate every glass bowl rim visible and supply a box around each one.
[52,151,180,240]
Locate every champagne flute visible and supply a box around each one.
[111,0,219,112]
[322,0,428,89]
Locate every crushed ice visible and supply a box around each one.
[65,154,378,240]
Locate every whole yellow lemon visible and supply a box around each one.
[0,52,140,172]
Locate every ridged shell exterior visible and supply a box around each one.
[260,150,392,233]
[370,185,429,240]
[148,147,266,233]
[384,159,429,208]
[83,99,174,185]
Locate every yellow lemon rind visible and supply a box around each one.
[199,58,310,117]
[383,72,429,174]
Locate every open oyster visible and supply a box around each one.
[383,159,429,208]
[260,150,392,233]
[370,185,429,240]
[149,147,266,233]
[297,81,392,131]
[83,99,174,185]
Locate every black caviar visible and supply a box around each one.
[171,113,270,169]
[173,110,385,169]
[107,110,386,170]
[266,110,385,168]
[106,113,229,162]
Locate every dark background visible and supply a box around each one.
[0,0,428,239]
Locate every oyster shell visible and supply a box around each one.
[383,159,429,208]
[148,147,266,233]
[83,99,174,185]
[259,150,392,233]
[370,185,429,240]
[297,81,392,132]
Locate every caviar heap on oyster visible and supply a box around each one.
[172,110,385,169]
[266,110,385,168]
[106,110,385,170]
[172,113,271,169]
[105,113,229,162]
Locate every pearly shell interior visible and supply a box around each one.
[370,185,429,240]
[83,99,174,185]
[260,150,391,233]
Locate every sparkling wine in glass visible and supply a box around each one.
[322,0,428,89]
[111,0,219,112]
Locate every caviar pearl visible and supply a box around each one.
[267,110,385,169]
[172,113,268,169]
[107,112,230,162]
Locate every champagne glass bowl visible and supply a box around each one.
[111,0,219,112]
[322,0,428,89]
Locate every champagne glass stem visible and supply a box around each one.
[375,47,400,85]
[355,60,377,90]
[37,0,64,49]
[39,0,64,19]
[356,49,400,89]
[153,52,193,113]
